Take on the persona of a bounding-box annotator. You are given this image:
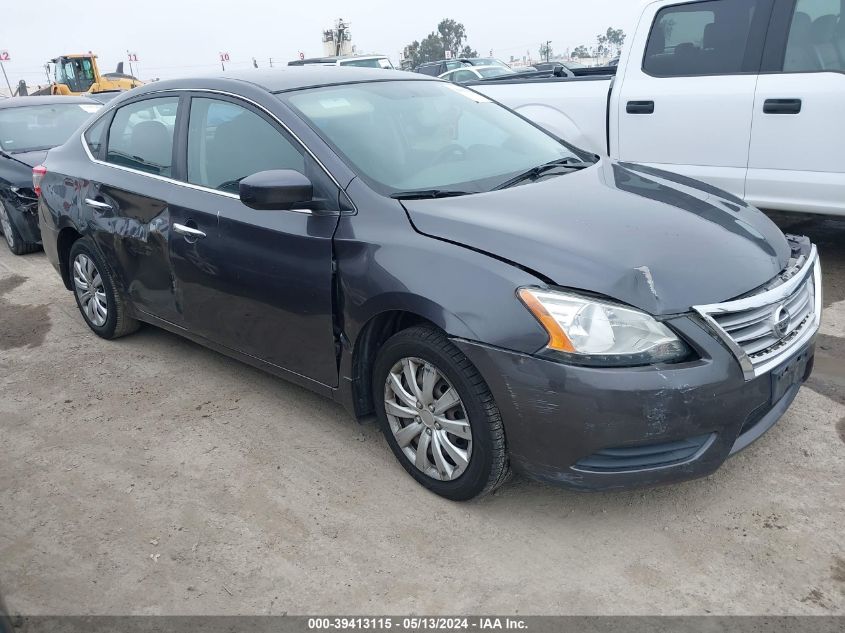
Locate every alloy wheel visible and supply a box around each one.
[384,357,473,481]
[73,253,108,327]
[0,202,15,249]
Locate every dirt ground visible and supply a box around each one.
[0,212,843,616]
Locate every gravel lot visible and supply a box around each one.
[0,211,843,616]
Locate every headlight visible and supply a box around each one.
[518,288,691,366]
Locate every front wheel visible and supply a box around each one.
[373,326,510,501]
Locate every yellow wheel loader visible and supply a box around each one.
[48,54,143,96]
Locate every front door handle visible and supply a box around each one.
[627,100,655,114]
[84,198,112,211]
[172,223,207,240]
[763,98,802,114]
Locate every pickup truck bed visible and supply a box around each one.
[470,0,845,217]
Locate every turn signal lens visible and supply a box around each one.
[32,165,47,197]
[518,288,576,352]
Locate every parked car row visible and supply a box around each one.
[19,66,820,500]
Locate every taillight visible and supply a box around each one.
[32,165,47,197]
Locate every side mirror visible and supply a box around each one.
[239,170,314,211]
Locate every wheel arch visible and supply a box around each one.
[56,224,84,290]
[347,303,465,419]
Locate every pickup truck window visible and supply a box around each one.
[784,0,844,72]
[644,0,762,77]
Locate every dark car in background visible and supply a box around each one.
[36,68,821,500]
[0,96,101,254]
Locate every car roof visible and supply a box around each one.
[131,67,436,96]
[0,95,100,109]
[289,55,390,66]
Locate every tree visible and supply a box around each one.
[605,27,627,55]
[596,27,627,59]
[596,33,609,59]
[402,19,477,68]
[539,41,553,62]
[572,45,590,59]
[438,19,468,58]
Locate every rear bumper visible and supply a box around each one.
[455,316,814,491]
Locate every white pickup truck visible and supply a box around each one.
[476,0,845,216]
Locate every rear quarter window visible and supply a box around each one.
[84,117,108,157]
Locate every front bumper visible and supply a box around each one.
[455,316,815,491]
[1,195,41,244]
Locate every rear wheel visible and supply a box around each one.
[0,200,39,255]
[69,238,139,339]
[373,326,510,501]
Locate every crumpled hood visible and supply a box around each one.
[402,161,790,315]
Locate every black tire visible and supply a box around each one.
[68,237,139,340]
[0,201,40,256]
[373,326,510,501]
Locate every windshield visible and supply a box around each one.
[0,103,101,153]
[470,58,508,68]
[340,57,393,69]
[283,80,583,195]
[477,67,514,78]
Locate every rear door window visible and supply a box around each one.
[643,0,765,76]
[186,98,304,194]
[105,97,179,176]
[783,0,843,71]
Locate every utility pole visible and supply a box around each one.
[544,40,552,62]
[0,62,11,96]
[0,51,13,95]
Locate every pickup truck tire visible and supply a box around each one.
[69,237,139,340]
[373,325,510,501]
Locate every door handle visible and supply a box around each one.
[763,99,802,114]
[172,223,207,240]
[84,198,112,211]
[627,100,655,114]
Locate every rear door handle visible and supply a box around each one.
[763,98,802,114]
[84,198,112,211]
[172,223,207,240]
[627,100,655,114]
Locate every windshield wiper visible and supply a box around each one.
[390,189,474,200]
[494,157,593,191]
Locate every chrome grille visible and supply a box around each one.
[694,245,822,380]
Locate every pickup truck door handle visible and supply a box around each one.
[763,99,802,114]
[84,198,113,211]
[172,223,207,240]
[627,100,655,114]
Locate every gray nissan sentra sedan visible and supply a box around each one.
[35,68,822,500]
